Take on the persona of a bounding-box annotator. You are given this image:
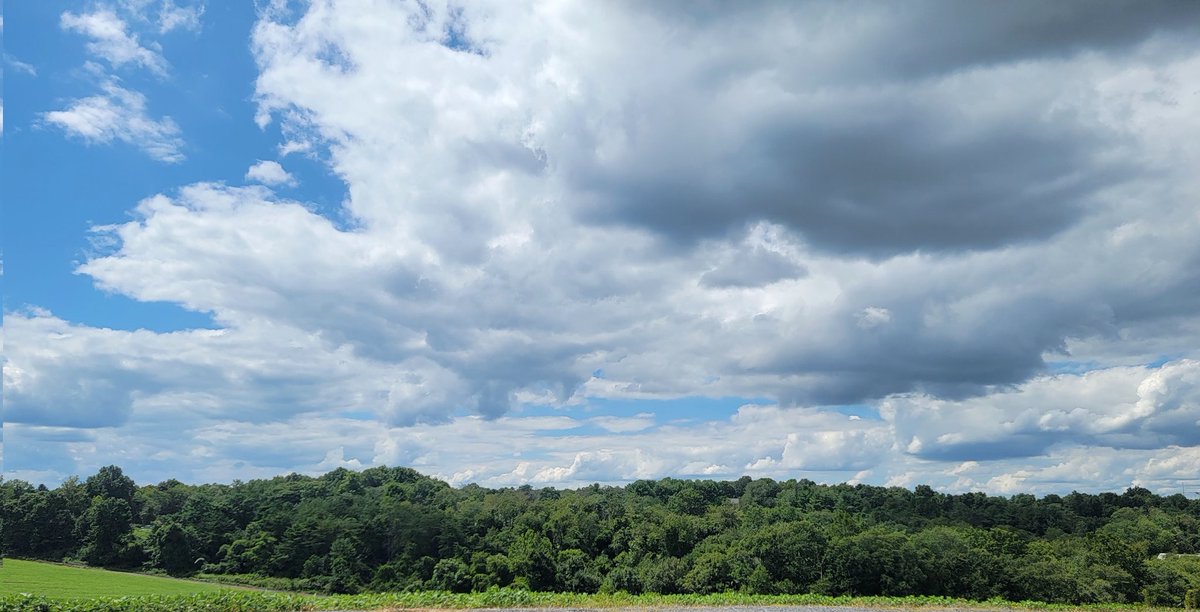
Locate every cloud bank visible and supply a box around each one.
[5,0,1200,493]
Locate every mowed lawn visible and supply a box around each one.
[0,558,239,598]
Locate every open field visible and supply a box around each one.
[0,558,236,598]
[0,571,1184,612]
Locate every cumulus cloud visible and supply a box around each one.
[509,2,1198,258]
[8,390,1196,494]
[882,360,1200,462]
[7,0,1200,491]
[42,79,185,162]
[245,160,296,186]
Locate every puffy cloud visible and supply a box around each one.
[42,78,185,162]
[8,0,1200,491]
[882,360,1200,462]
[3,400,895,488]
[245,160,297,186]
[2,305,473,432]
[9,391,1196,494]
[238,0,1200,405]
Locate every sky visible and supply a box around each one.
[3,0,1200,496]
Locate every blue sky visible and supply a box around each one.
[4,1,347,331]
[3,0,1200,495]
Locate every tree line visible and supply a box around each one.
[2,466,1199,606]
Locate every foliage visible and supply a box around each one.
[3,466,1200,606]
[0,588,1194,612]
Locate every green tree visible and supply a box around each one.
[509,530,556,590]
[328,534,368,593]
[78,496,135,567]
[742,519,826,592]
[150,516,201,575]
[820,527,924,596]
[556,548,601,592]
[911,526,1003,599]
[85,466,137,503]
[637,555,688,594]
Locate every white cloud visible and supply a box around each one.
[5,54,38,76]
[157,1,204,34]
[10,386,1197,494]
[589,414,656,433]
[42,79,184,162]
[8,1,1200,492]
[882,360,1200,462]
[245,160,297,186]
[856,306,892,329]
[61,9,168,75]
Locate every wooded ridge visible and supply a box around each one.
[2,466,1198,607]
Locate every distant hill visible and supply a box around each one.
[3,466,1198,606]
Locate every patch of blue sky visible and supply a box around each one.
[3,2,349,332]
[1146,354,1187,369]
[1045,360,1103,375]
[531,422,634,439]
[826,403,883,420]
[1046,356,1185,375]
[442,6,486,57]
[517,395,772,432]
[583,395,772,421]
[508,448,555,463]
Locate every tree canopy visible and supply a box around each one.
[2,466,1198,605]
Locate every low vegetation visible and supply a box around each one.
[0,587,1192,612]
[0,559,233,598]
[3,466,1199,608]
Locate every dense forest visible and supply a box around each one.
[2,466,1199,607]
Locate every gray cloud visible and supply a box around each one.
[700,245,806,288]
[628,1,1200,82]
[555,0,1186,257]
[578,99,1126,257]
[7,0,1200,491]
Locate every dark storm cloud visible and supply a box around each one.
[583,104,1124,258]
[630,0,1200,80]
[854,0,1200,79]
[569,0,1194,257]
[754,115,1127,256]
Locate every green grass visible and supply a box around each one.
[0,561,1181,612]
[0,559,236,598]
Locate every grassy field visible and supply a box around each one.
[0,559,1182,612]
[0,558,236,598]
